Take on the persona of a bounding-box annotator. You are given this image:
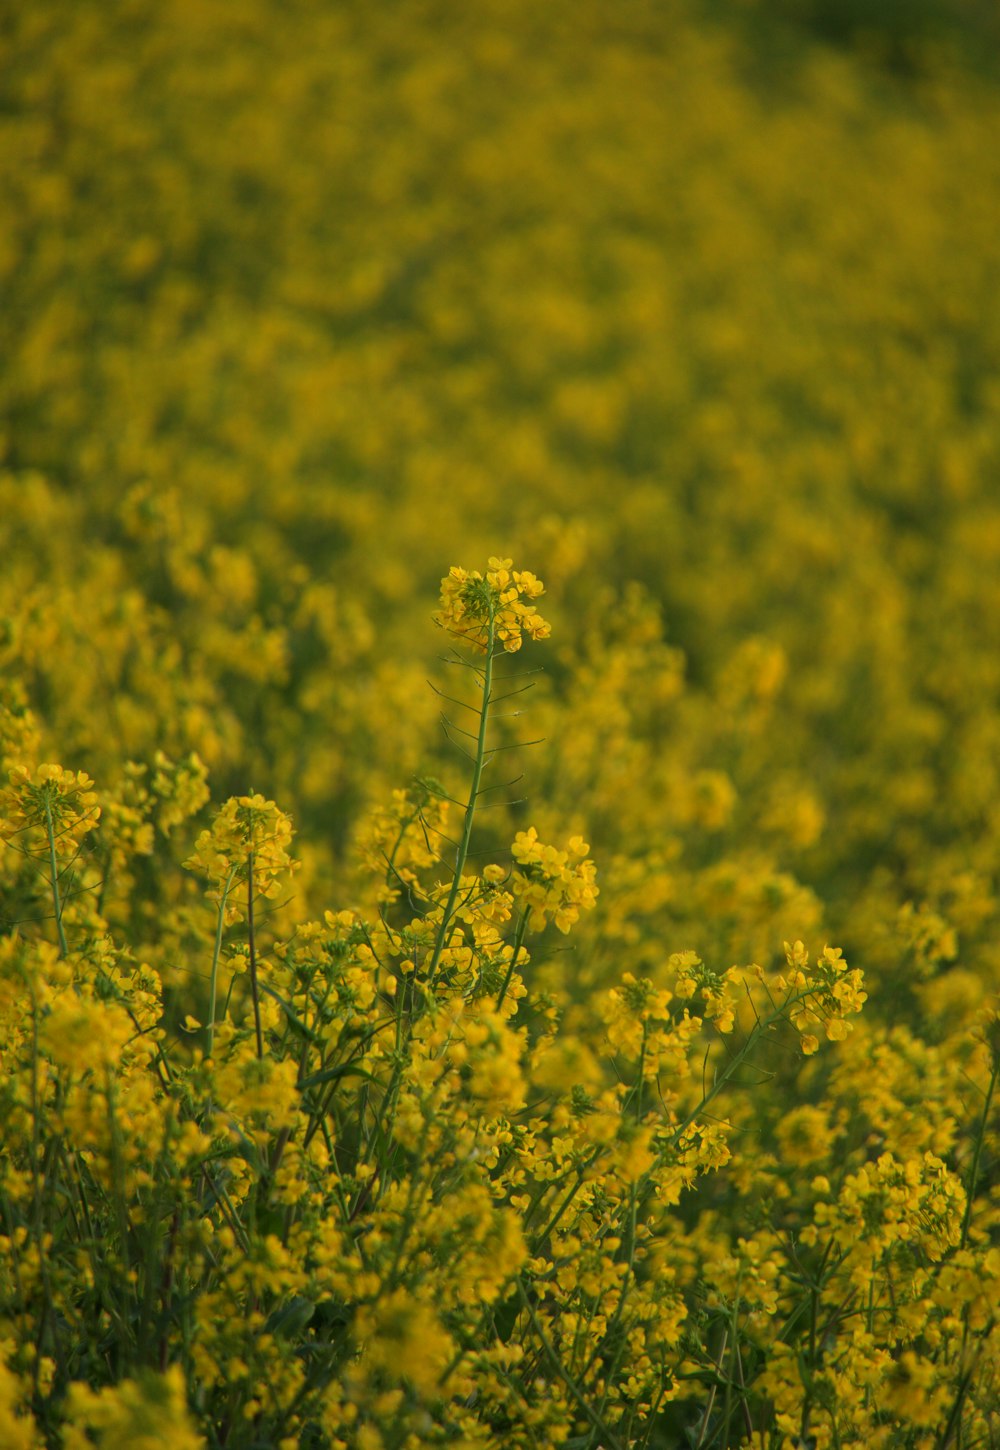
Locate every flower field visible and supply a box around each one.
[2,1,1000,1445]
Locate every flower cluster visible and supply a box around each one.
[151,751,211,835]
[671,950,743,1034]
[510,826,598,931]
[185,794,298,921]
[779,939,868,1054]
[809,1151,966,1272]
[355,781,450,908]
[600,969,701,1077]
[436,557,550,653]
[0,764,101,855]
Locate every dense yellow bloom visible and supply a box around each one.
[63,1367,203,1450]
[811,1151,966,1275]
[151,751,211,835]
[0,1344,38,1450]
[185,794,298,920]
[436,558,551,653]
[510,827,598,931]
[0,764,100,853]
[355,783,450,908]
[776,1103,841,1166]
[780,940,867,1052]
[355,1290,457,1397]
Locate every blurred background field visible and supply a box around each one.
[3,0,1000,1022]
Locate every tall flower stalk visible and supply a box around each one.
[426,557,551,987]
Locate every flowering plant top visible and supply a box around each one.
[435,556,551,653]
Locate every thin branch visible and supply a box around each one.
[426,680,484,716]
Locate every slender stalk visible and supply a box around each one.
[206,866,236,1057]
[726,1290,754,1444]
[105,1073,134,1371]
[427,611,496,988]
[942,1047,1000,1449]
[28,991,58,1395]
[960,1050,998,1250]
[43,793,68,958]
[158,1207,180,1373]
[693,1330,728,1450]
[515,1277,625,1450]
[246,847,264,1060]
[529,1167,590,1250]
[496,905,531,1010]
[634,1019,648,1121]
[369,600,504,1186]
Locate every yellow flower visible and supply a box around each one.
[63,1367,203,1450]
[510,826,598,932]
[185,794,298,921]
[436,560,552,653]
[1,763,100,853]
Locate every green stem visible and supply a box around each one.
[28,991,58,1394]
[496,906,531,1010]
[944,1048,1000,1450]
[960,1049,998,1250]
[206,867,236,1058]
[692,1334,727,1450]
[105,1073,134,1369]
[515,1277,625,1450]
[731,1311,756,1445]
[43,793,68,958]
[427,614,496,988]
[666,987,820,1157]
[529,1167,589,1250]
[246,847,264,1060]
[634,1020,648,1122]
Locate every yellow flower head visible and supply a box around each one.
[185,793,298,921]
[1,763,101,855]
[510,826,598,932]
[436,558,552,653]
